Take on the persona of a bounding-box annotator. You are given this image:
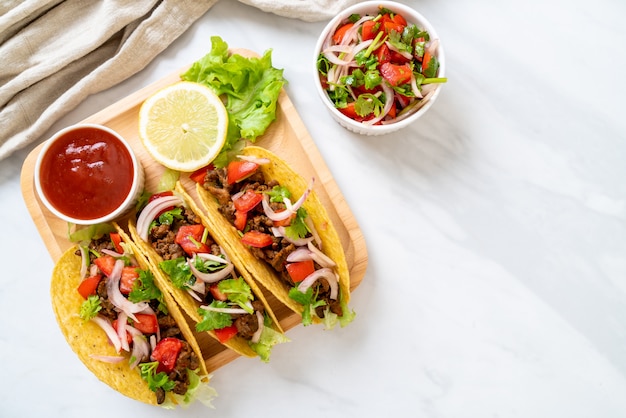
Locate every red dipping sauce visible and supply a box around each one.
[37,125,137,222]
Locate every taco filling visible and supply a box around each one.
[132,189,287,360]
[194,155,347,326]
[74,230,208,406]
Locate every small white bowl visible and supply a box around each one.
[34,123,144,225]
[313,1,445,135]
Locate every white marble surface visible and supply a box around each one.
[2,0,626,416]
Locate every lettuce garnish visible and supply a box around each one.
[181,35,286,167]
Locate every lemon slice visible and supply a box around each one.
[138,81,228,172]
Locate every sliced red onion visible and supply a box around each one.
[106,259,149,321]
[91,315,122,353]
[101,248,124,258]
[199,305,249,315]
[116,311,130,353]
[304,216,322,248]
[150,335,157,351]
[196,252,229,264]
[426,39,439,58]
[127,326,150,369]
[273,226,314,247]
[89,354,126,363]
[286,247,314,263]
[250,311,265,344]
[287,177,314,214]
[231,190,244,202]
[187,288,203,302]
[410,74,423,99]
[188,254,234,284]
[262,195,295,222]
[79,246,88,279]
[136,195,183,241]
[297,268,339,300]
[236,155,270,165]
[307,241,336,268]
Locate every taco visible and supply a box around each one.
[191,146,355,328]
[50,223,215,407]
[128,182,288,362]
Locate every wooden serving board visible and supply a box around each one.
[20,50,368,372]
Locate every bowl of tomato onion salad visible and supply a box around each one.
[314,1,446,135]
[34,123,144,225]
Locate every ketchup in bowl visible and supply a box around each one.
[34,124,144,224]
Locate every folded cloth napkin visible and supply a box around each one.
[0,0,360,161]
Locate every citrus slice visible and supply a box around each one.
[138,81,228,172]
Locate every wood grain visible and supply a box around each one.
[20,51,368,372]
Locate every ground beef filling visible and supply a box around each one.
[201,167,343,318]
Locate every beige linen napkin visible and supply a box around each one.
[0,0,359,161]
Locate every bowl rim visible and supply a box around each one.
[34,123,143,225]
[313,0,445,134]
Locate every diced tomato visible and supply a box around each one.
[152,337,183,373]
[333,22,354,44]
[392,13,407,26]
[226,160,259,185]
[286,260,315,283]
[375,43,392,65]
[93,255,116,277]
[175,224,210,256]
[148,191,173,203]
[361,20,380,41]
[422,50,436,76]
[112,319,133,345]
[214,325,238,343]
[380,62,413,86]
[77,274,102,299]
[233,189,262,213]
[109,233,123,253]
[119,267,139,295]
[338,102,360,120]
[189,166,211,184]
[132,313,159,335]
[241,230,273,248]
[383,20,405,35]
[209,284,228,301]
[233,210,248,231]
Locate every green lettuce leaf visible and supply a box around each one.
[181,35,286,164]
[249,315,290,362]
[196,301,233,332]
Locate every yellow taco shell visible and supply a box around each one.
[195,146,351,322]
[128,182,284,359]
[50,225,209,406]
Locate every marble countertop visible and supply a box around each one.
[2,0,625,416]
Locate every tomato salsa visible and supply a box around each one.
[38,126,134,221]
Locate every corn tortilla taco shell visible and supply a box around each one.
[128,182,284,359]
[50,225,209,406]
[195,146,351,321]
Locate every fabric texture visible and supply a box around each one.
[0,0,360,161]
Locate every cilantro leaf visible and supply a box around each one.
[288,287,326,326]
[159,257,194,290]
[283,208,309,240]
[139,361,176,392]
[266,185,291,203]
[196,301,233,332]
[79,295,101,321]
[128,269,167,314]
[158,207,183,226]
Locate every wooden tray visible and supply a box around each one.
[20,51,368,372]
